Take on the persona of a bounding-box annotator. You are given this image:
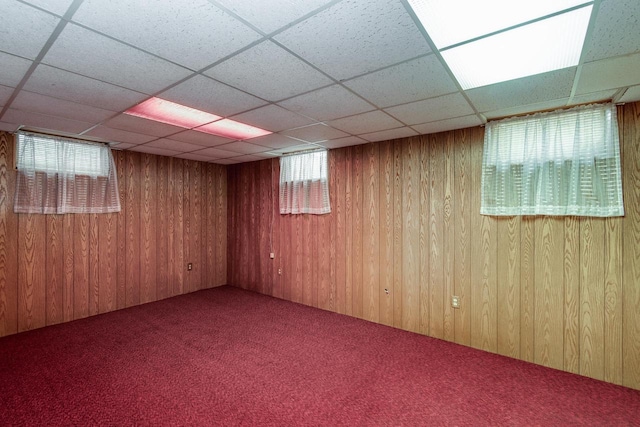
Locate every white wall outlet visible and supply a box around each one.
[269,252,275,259]
[451,295,461,309]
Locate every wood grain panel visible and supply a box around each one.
[418,136,429,336]
[114,150,126,310]
[62,214,74,322]
[392,141,403,329]
[352,145,363,318]
[188,161,201,293]
[140,154,157,303]
[73,213,89,319]
[622,102,640,389]
[89,213,99,316]
[604,216,622,384]
[443,132,455,342]
[335,149,346,315]
[520,217,536,363]
[125,152,140,307]
[171,158,185,296]
[401,137,420,333]
[0,133,17,336]
[497,216,520,358]
[98,212,117,314]
[454,129,472,346]
[18,213,46,331]
[580,218,605,380]
[326,151,336,310]
[362,143,379,322]
[563,216,580,374]
[534,217,564,369]
[217,165,227,286]
[344,147,353,316]
[45,214,63,325]
[378,141,394,327]
[156,156,169,300]
[429,134,444,339]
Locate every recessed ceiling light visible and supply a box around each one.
[196,119,272,140]
[442,6,593,89]
[406,0,594,89]
[125,97,221,129]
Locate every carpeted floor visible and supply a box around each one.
[1,285,638,426]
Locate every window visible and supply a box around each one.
[14,132,121,214]
[279,150,330,215]
[481,103,623,217]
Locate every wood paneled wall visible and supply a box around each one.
[0,132,227,337]
[227,101,640,390]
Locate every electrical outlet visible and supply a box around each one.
[278,268,282,275]
[269,252,275,259]
[187,263,192,271]
[451,295,461,309]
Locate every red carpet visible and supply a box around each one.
[1,286,638,426]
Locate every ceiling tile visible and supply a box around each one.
[576,53,640,95]
[246,133,305,149]
[23,65,148,111]
[0,121,20,132]
[0,52,32,87]
[252,152,279,159]
[104,114,184,138]
[384,93,474,126]
[84,125,156,145]
[167,130,233,147]
[267,143,322,155]
[3,108,94,134]
[212,157,243,165]
[212,0,333,34]
[282,123,349,142]
[22,0,74,16]
[344,55,458,108]
[466,68,576,113]
[570,90,617,105]
[191,146,240,158]
[278,84,373,121]
[230,105,315,132]
[620,85,640,103]
[129,145,181,157]
[73,0,261,71]
[412,115,483,135]
[11,90,116,123]
[482,99,568,120]
[205,40,333,101]
[160,74,267,117]
[225,154,266,163]
[142,138,204,152]
[274,0,431,80]
[109,142,137,150]
[216,141,271,155]
[0,85,13,106]
[328,110,404,134]
[359,127,418,142]
[176,152,218,162]
[0,0,60,59]
[316,136,368,149]
[43,23,192,94]
[583,0,640,62]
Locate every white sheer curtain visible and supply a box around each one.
[14,132,121,214]
[279,150,330,215]
[481,103,623,217]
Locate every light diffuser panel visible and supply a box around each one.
[125,97,221,129]
[441,6,592,89]
[196,118,272,140]
[407,0,591,48]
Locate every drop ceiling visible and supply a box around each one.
[0,0,638,164]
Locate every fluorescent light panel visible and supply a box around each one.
[406,0,594,89]
[442,7,593,89]
[125,97,271,140]
[196,118,272,140]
